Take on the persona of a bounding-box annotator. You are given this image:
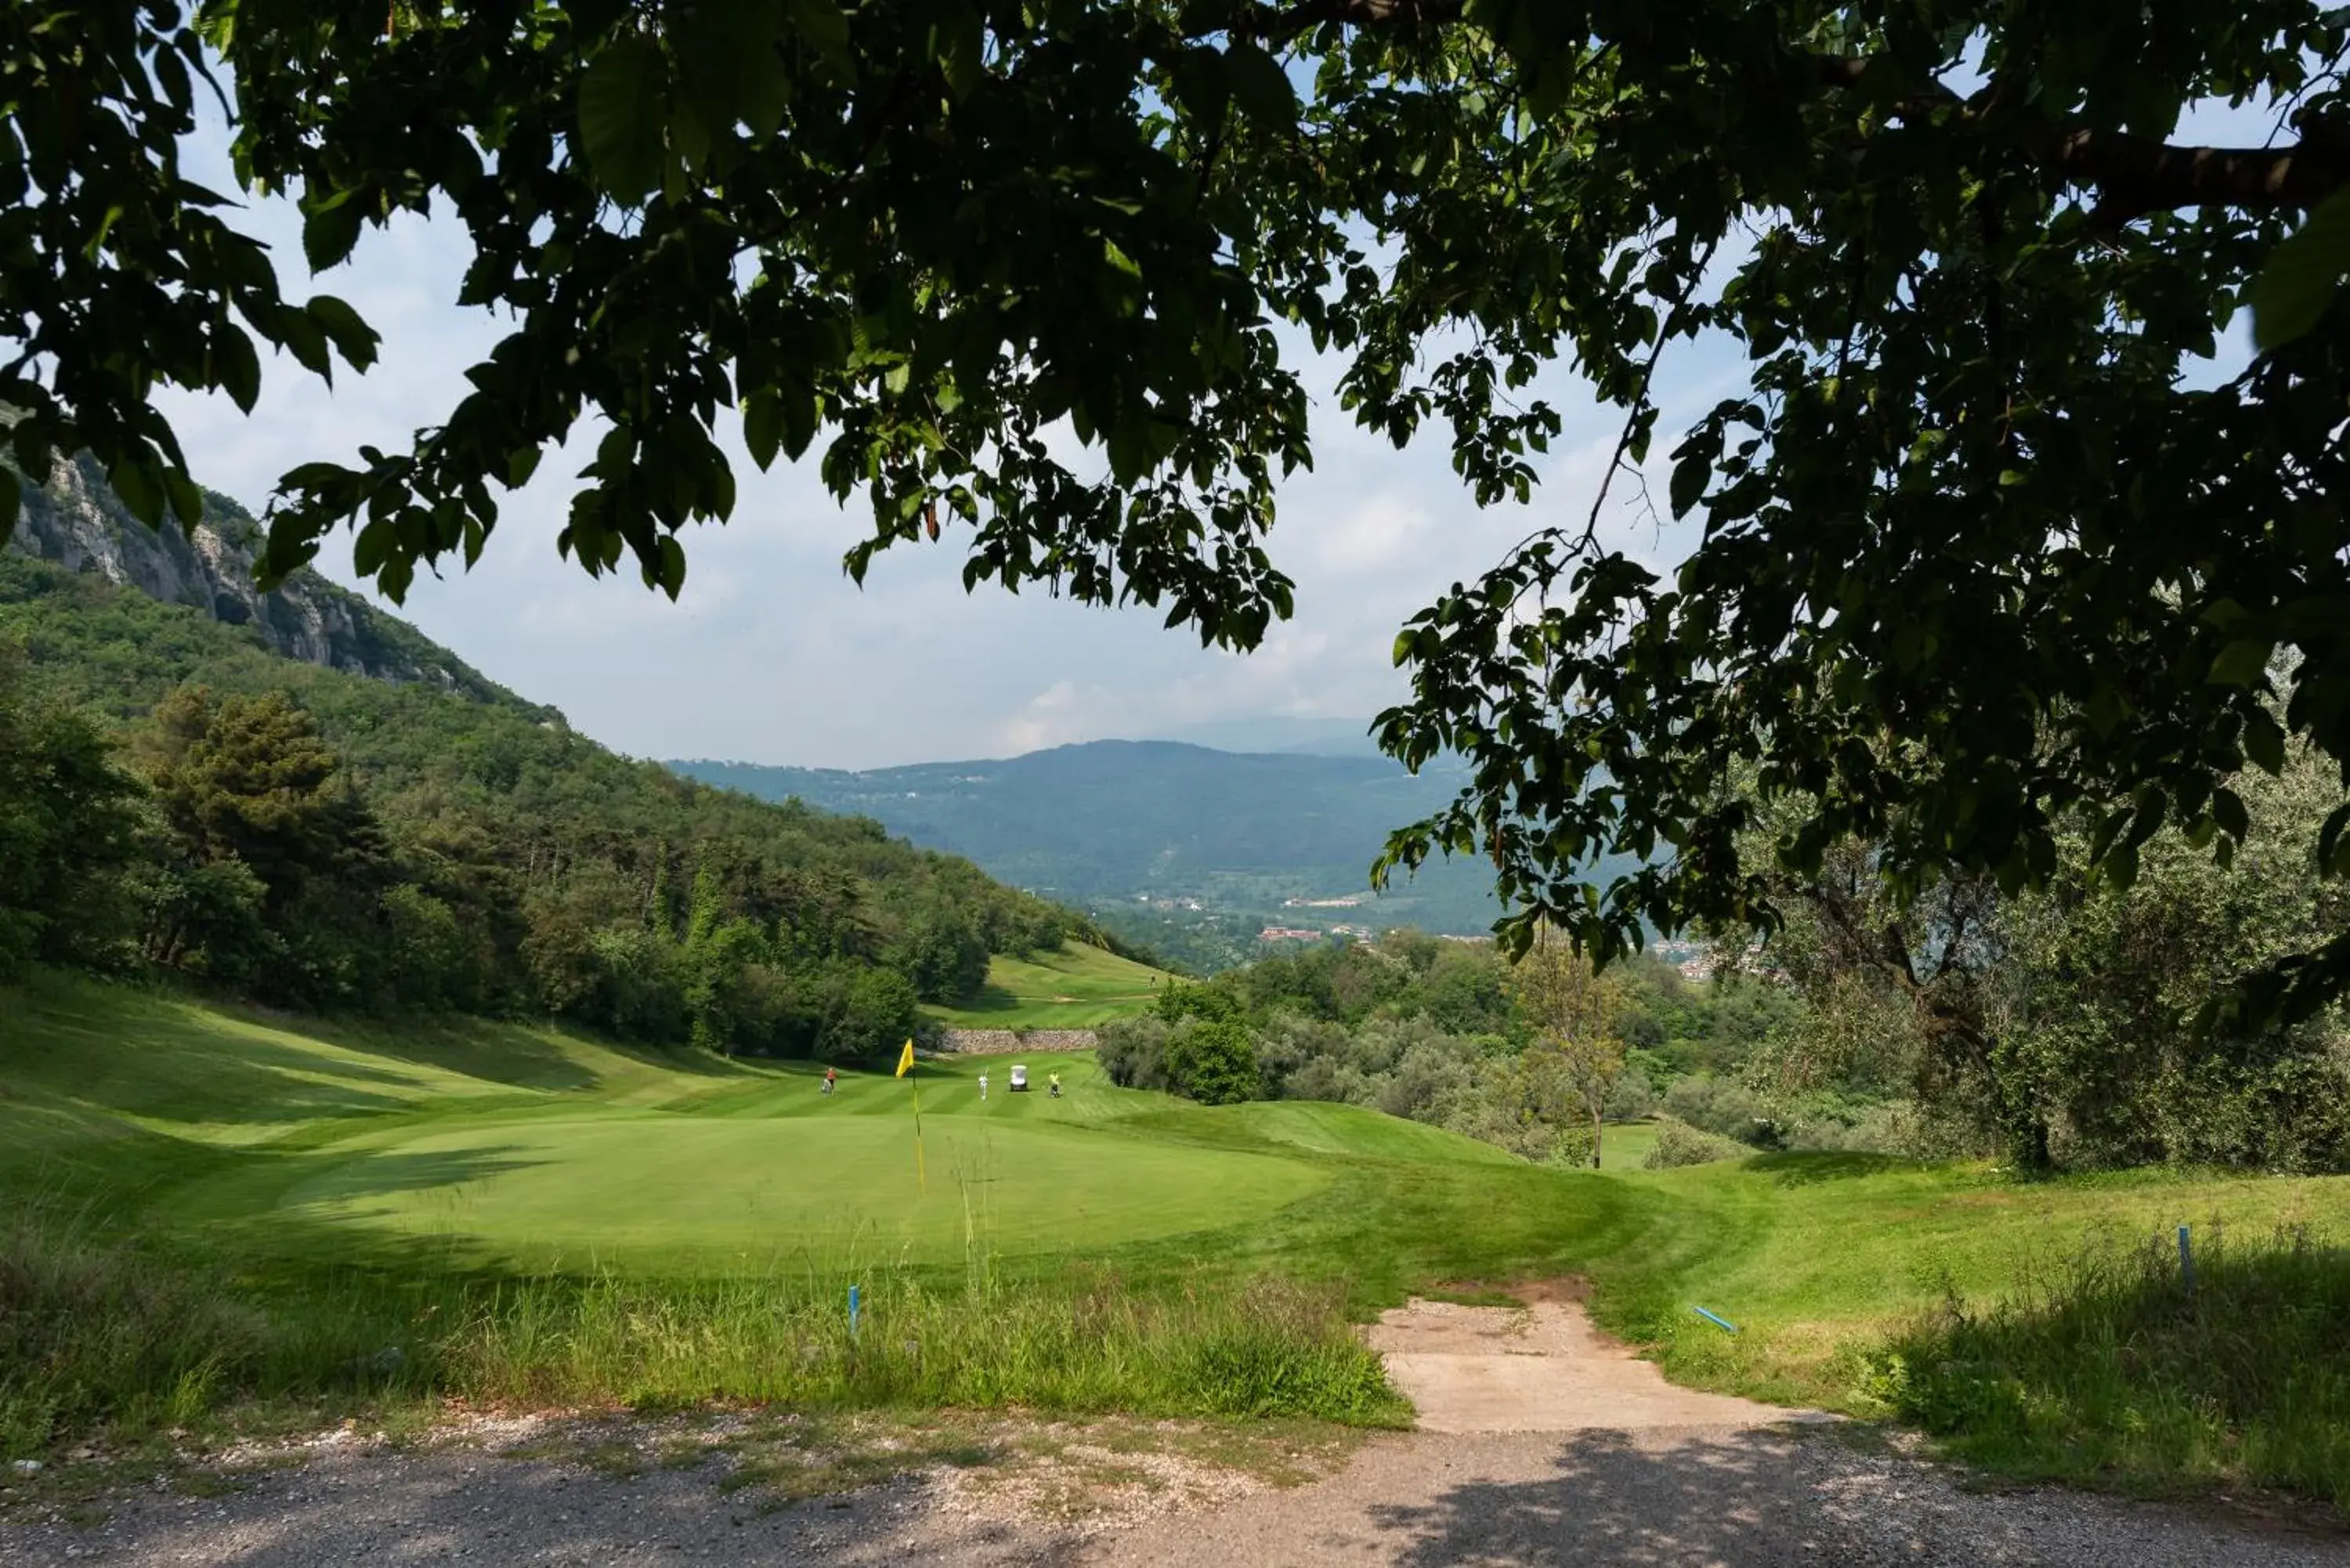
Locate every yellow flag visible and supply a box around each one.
[895,1039,916,1078]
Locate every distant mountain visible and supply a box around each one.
[1145,715,1383,757]
[672,741,1631,970]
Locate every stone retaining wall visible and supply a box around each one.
[938,1028,1098,1055]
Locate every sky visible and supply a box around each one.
[149,92,2268,772]
[151,128,1734,771]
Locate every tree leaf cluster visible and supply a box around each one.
[13,2,2350,1024]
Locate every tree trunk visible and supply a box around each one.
[1592,1107,1603,1169]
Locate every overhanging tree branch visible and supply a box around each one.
[1222,0,1467,40]
[1813,54,2350,214]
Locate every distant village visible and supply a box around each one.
[1250,922,1726,985]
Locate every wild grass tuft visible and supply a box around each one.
[1859,1225,2350,1507]
[0,1201,1405,1458]
[446,1265,1405,1425]
[0,1204,265,1458]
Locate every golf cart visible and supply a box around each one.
[1008,1064,1029,1093]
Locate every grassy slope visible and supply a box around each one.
[925,943,1175,1029]
[9,970,2341,1315]
[8,974,2350,1501]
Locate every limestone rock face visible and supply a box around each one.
[6,455,516,704]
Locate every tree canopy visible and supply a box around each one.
[9,2,2350,1014]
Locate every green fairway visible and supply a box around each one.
[924,941,1175,1028]
[212,1086,1325,1270]
[1598,1120,1660,1170]
[9,969,2350,1504]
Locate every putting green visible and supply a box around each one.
[243,1104,1327,1270]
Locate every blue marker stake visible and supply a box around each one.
[2178,1226,2195,1300]
[1691,1306,1739,1334]
[849,1284,861,1336]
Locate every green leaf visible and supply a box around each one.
[161,468,204,528]
[107,457,164,527]
[787,0,854,74]
[1222,42,1296,134]
[935,0,985,99]
[2322,802,2350,875]
[352,517,396,578]
[779,388,820,461]
[1668,450,1709,518]
[302,195,366,273]
[743,388,783,470]
[306,294,381,371]
[2250,187,2350,352]
[647,534,689,598]
[2207,636,2275,688]
[2243,708,2287,775]
[578,36,670,206]
[214,326,262,413]
[2211,786,2250,844]
[675,2,792,137]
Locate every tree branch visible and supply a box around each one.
[1222,0,1466,40]
[1813,53,2350,214]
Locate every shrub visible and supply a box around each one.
[1097,1016,1173,1089]
[1642,1117,1746,1169]
[1663,1074,1786,1148]
[1165,1020,1261,1105]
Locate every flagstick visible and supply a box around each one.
[912,1062,927,1193]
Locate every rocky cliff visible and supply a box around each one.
[6,455,526,708]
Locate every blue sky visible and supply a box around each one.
[150,93,2266,771]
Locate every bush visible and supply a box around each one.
[1097,1016,1173,1090]
[1663,1074,1786,1148]
[1165,1019,1262,1105]
[1642,1117,1746,1169]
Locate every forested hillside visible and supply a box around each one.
[0,499,1127,1060]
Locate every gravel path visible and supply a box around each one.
[5,1294,2343,1566]
[0,1443,1076,1568]
[1085,1425,2349,1567]
[6,1424,2341,1568]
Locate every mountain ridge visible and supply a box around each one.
[6,453,537,712]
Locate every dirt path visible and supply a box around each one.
[5,1297,2344,1566]
[1364,1286,1802,1434]
[1085,1292,2344,1566]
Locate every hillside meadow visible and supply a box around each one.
[926,943,1176,1031]
[5,970,2350,1508]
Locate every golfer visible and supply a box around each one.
[978,1071,989,1101]
[822,1066,837,1096]
[1049,1071,1062,1100]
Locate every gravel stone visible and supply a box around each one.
[6,1423,2342,1567]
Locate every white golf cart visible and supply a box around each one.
[1008,1064,1029,1093]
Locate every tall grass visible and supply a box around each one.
[1862,1225,2350,1506]
[447,1266,1404,1423]
[0,1201,1405,1458]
